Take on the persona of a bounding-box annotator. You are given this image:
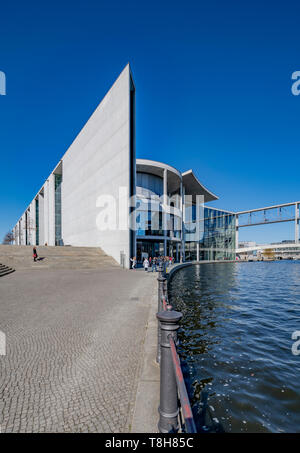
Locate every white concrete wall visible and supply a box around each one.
[48,174,55,246]
[12,65,135,266]
[61,64,134,267]
[13,225,18,245]
[44,181,49,245]
[38,193,44,245]
[18,220,21,245]
[20,215,26,245]
[29,199,36,245]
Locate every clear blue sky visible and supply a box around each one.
[1,0,300,243]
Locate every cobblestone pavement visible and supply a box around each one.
[0,268,156,432]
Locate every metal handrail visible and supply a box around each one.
[157,262,197,433]
[160,293,197,433]
[169,335,197,433]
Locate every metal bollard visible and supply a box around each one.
[156,265,167,363]
[158,265,167,302]
[163,276,168,296]
[156,309,183,433]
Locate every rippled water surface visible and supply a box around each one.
[168,262,300,433]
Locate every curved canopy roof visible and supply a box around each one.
[182,170,218,202]
[136,159,218,202]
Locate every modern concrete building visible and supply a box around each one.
[12,65,236,267]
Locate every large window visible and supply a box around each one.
[136,198,164,236]
[185,206,236,261]
[136,172,163,198]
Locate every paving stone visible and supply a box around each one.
[0,266,156,433]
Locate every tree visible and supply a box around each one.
[2,230,14,245]
[263,248,275,260]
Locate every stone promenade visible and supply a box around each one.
[0,265,157,432]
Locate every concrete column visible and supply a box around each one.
[39,193,45,246]
[163,168,168,256]
[196,196,200,261]
[30,199,36,246]
[163,168,168,234]
[48,174,55,246]
[44,181,49,245]
[181,185,185,262]
[13,226,17,245]
[295,203,299,244]
[235,215,239,250]
[20,215,26,245]
[163,239,167,256]
[18,220,21,245]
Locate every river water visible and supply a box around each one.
[168,261,300,433]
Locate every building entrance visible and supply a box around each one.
[136,240,164,263]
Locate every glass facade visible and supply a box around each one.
[136,198,164,237]
[136,172,163,198]
[55,174,62,245]
[136,171,182,263]
[136,172,181,238]
[185,206,236,261]
[136,170,236,263]
[136,240,165,262]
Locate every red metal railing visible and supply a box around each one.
[162,295,197,433]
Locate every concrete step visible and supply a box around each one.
[0,245,108,256]
[0,264,15,277]
[0,245,118,270]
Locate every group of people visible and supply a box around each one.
[130,255,174,271]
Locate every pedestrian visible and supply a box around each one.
[152,257,157,272]
[130,256,137,270]
[143,257,149,272]
[33,246,38,262]
[165,256,168,270]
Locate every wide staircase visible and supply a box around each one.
[0,263,15,277]
[0,245,118,271]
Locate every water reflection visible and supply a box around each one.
[168,262,300,433]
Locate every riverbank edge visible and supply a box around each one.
[167,259,236,282]
[130,260,236,433]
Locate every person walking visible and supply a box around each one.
[143,257,149,272]
[33,246,38,262]
[130,256,137,270]
[152,256,157,272]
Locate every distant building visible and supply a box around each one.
[238,241,257,248]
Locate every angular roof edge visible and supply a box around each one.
[182,169,219,202]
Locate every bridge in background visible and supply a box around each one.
[236,242,300,254]
[235,201,300,247]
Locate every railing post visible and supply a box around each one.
[156,265,167,363]
[156,309,183,433]
[158,264,166,307]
